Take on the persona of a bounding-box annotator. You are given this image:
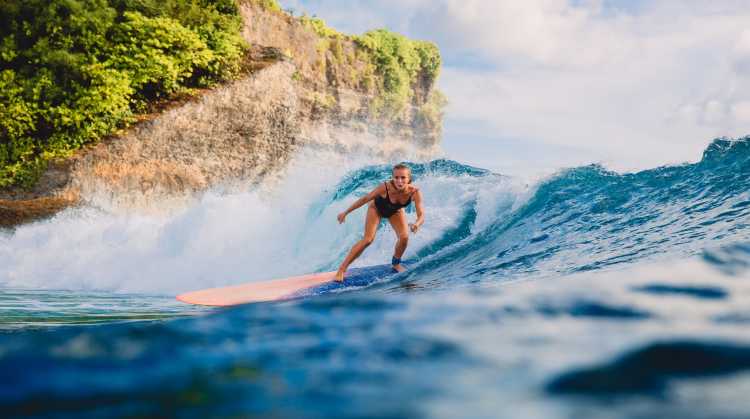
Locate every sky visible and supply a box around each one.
[278,0,750,174]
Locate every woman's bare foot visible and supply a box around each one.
[393,264,406,273]
[334,270,345,282]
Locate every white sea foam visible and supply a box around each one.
[0,148,523,295]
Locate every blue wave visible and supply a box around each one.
[1,137,750,418]
[325,137,750,288]
[307,158,492,220]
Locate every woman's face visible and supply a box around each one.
[392,168,410,190]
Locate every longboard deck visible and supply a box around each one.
[176,264,397,306]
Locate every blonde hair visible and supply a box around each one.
[392,163,412,184]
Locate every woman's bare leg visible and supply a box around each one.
[335,204,381,281]
[388,209,409,272]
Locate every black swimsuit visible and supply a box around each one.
[374,181,413,218]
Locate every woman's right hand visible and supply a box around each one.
[337,212,347,224]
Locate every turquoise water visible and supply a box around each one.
[0,290,203,330]
[1,137,749,418]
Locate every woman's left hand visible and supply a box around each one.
[409,223,419,233]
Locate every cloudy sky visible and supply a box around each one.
[279,0,750,174]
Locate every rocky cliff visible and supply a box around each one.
[0,0,444,226]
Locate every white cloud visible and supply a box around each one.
[733,29,750,74]
[732,101,750,123]
[703,100,729,125]
[281,0,750,171]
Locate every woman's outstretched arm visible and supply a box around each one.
[410,189,424,233]
[337,183,386,223]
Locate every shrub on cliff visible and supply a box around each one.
[300,15,342,39]
[297,16,443,119]
[246,0,282,12]
[0,0,246,188]
[354,29,441,116]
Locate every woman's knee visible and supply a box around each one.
[363,235,376,245]
[397,233,409,243]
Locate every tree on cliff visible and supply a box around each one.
[0,0,247,188]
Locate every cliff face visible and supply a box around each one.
[0,2,443,226]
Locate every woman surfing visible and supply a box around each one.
[335,163,425,282]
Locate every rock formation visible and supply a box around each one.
[0,1,443,226]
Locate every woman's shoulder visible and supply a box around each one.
[373,182,387,193]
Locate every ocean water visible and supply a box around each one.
[1,137,749,418]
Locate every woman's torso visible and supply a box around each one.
[373,181,415,217]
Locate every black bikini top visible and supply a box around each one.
[374,181,414,216]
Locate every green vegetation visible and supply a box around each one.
[297,14,443,119]
[247,0,281,12]
[0,0,444,189]
[354,29,441,115]
[417,90,448,129]
[300,15,342,39]
[0,0,246,188]
[301,14,343,82]
[310,91,336,110]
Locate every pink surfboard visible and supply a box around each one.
[176,264,396,306]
